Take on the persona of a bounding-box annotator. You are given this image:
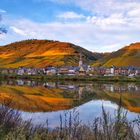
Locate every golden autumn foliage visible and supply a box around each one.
[0,85,73,112]
[0,39,96,68]
[0,40,140,68]
[93,42,140,67]
[90,85,140,113]
[0,82,140,113]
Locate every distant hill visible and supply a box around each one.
[92,52,110,60]
[1,40,139,68]
[0,39,97,68]
[93,42,140,67]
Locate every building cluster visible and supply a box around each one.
[0,54,140,77]
[92,66,140,77]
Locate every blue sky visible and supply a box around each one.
[0,0,140,52]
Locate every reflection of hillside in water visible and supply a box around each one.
[0,80,140,113]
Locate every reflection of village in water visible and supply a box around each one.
[1,79,140,114]
[1,80,140,94]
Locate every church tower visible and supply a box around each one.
[79,53,83,67]
[78,53,86,76]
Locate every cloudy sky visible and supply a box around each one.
[0,0,140,52]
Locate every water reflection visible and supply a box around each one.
[1,80,140,93]
[20,100,138,128]
[100,83,140,93]
[0,79,140,128]
[0,80,140,111]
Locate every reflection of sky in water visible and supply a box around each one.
[21,100,138,128]
[1,80,140,128]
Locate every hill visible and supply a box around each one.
[93,42,140,67]
[0,39,97,68]
[92,52,110,59]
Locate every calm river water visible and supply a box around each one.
[0,80,140,128]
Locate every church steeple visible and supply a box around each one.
[78,53,86,76]
[79,53,83,67]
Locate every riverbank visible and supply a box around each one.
[0,74,140,82]
[0,101,140,140]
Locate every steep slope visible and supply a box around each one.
[0,39,96,68]
[92,52,110,59]
[93,42,140,67]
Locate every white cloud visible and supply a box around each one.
[1,0,140,52]
[10,26,27,36]
[87,13,127,27]
[1,15,140,52]
[52,0,140,17]
[57,11,85,20]
[128,8,140,17]
[48,0,140,28]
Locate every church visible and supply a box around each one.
[78,53,87,76]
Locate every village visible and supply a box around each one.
[0,55,140,77]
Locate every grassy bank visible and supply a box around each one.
[0,100,140,140]
[0,74,140,82]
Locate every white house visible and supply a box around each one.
[17,67,25,75]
